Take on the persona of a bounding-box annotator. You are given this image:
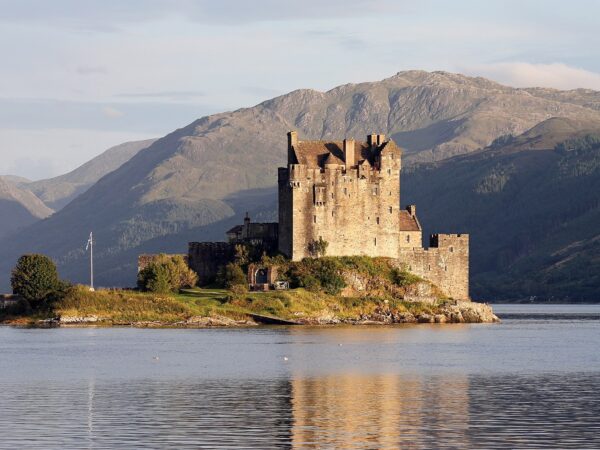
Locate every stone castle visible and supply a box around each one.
[181,132,469,300]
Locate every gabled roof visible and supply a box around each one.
[291,139,402,169]
[399,210,421,231]
[226,225,243,234]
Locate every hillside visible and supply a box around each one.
[0,178,54,239]
[403,118,600,301]
[23,138,156,210]
[0,71,599,295]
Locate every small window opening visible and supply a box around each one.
[313,215,317,223]
[406,235,410,243]
[376,217,380,225]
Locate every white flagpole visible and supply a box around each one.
[86,232,94,291]
[90,232,94,291]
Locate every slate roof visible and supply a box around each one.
[292,140,402,168]
[399,210,421,231]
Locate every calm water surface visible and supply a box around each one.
[1,304,600,449]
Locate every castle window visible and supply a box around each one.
[389,191,392,196]
[406,235,410,243]
[450,246,454,253]
[374,238,377,246]
[313,215,317,223]
[445,266,448,271]
[373,187,378,195]
[376,217,380,225]
[389,206,393,213]
[428,264,431,271]
[344,188,347,195]
[332,211,334,217]
[388,169,391,175]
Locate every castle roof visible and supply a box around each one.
[292,140,402,169]
[399,210,421,231]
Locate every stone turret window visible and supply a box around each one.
[376,217,380,225]
[389,206,393,213]
[374,238,377,246]
[344,188,347,195]
[313,215,317,223]
[406,235,410,243]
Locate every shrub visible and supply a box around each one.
[391,268,422,286]
[307,237,329,257]
[139,264,173,294]
[289,257,346,295]
[137,254,198,293]
[11,254,63,308]
[216,263,247,289]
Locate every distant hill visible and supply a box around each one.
[403,118,600,301]
[0,71,599,297]
[0,177,53,239]
[23,139,156,210]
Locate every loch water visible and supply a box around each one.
[1,304,600,449]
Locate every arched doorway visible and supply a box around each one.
[255,268,268,284]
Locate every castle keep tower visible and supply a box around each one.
[278,132,420,260]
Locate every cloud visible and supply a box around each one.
[463,62,600,90]
[0,0,411,29]
[76,65,108,76]
[116,90,206,101]
[102,106,125,118]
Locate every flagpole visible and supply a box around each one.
[89,232,94,291]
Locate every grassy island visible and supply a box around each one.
[1,256,498,326]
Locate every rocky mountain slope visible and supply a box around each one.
[0,177,54,239]
[21,138,156,210]
[0,71,599,296]
[403,117,600,301]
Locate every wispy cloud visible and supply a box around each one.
[116,90,206,101]
[102,105,124,118]
[463,62,600,90]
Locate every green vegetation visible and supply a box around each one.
[10,254,68,309]
[137,254,198,293]
[1,255,441,326]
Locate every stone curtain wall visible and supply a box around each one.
[397,234,470,300]
[188,242,235,285]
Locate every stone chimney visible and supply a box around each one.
[367,133,378,147]
[243,212,250,238]
[407,205,416,217]
[287,131,298,164]
[343,138,355,169]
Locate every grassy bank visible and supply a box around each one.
[1,284,496,326]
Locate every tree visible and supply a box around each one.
[137,254,198,293]
[11,254,62,307]
[139,263,173,294]
[217,262,247,289]
[308,237,329,258]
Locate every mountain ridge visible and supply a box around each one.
[0,70,599,297]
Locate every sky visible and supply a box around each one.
[1,0,600,180]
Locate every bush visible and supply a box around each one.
[289,257,346,295]
[217,263,247,289]
[139,264,173,294]
[137,254,198,293]
[11,254,63,308]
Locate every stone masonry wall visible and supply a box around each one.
[279,147,402,260]
[396,234,470,300]
[188,242,235,285]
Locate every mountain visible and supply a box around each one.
[0,177,53,239]
[22,139,156,210]
[403,117,600,301]
[0,70,599,296]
